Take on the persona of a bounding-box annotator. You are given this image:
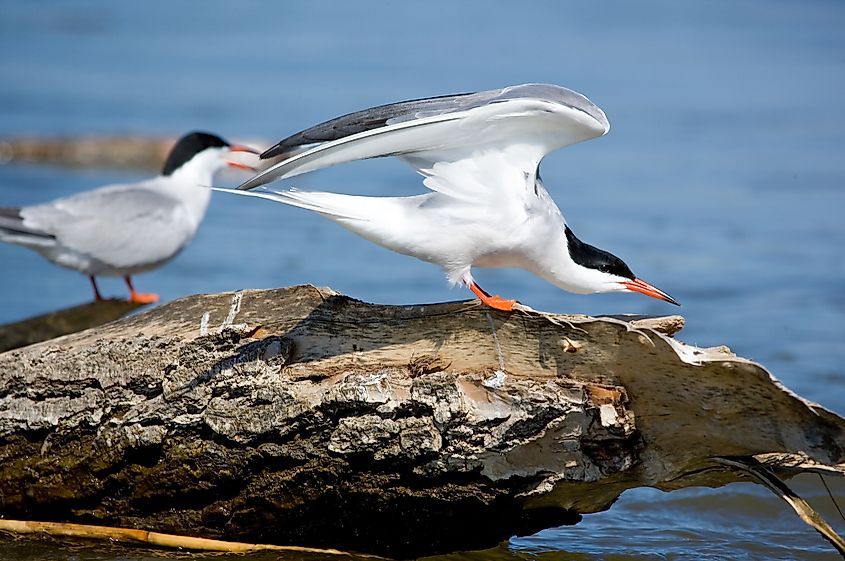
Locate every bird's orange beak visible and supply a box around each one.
[230,144,260,154]
[226,144,260,171]
[227,161,257,171]
[622,278,680,306]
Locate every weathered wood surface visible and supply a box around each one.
[0,285,842,557]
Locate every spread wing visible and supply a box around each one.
[238,83,610,201]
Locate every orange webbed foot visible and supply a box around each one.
[482,295,516,311]
[467,281,517,312]
[128,292,160,304]
[123,276,158,304]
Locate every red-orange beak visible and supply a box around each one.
[229,144,260,154]
[226,144,260,171]
[621,278,680,306]
[226,160,257,171]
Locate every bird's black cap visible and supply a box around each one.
[161,132,229,176]
[565,225,635,280]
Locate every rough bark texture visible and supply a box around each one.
[0,285,843,557]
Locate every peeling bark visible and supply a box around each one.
[0,285,842,557]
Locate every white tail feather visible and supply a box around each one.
[212,187,373,222]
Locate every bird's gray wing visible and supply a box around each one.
[20,184,194,269]
[261,89,490,159]
[239,84,609,192]
[0,206,56,245]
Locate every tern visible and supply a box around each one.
[0,131,258,303]
[219,84,678,310]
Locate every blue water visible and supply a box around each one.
[1,1,844,559]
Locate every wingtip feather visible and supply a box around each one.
[236,173,270,191]
[260,144,285,160]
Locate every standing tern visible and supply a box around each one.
[0,131,258,303]
[219,84,678,310]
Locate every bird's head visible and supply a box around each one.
[564,226,679,305]
[161,132,259,177]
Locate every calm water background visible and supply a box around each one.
[1,1,844,559]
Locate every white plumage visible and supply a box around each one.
[218,84,677,309]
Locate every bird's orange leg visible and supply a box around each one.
[124,276,160,304]
[467,281,516,312]
[89,276,104,302]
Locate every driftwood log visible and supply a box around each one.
[0,135,271,171]
[0,285,843,557]
[0,136,175,170]
[0,300,146,353]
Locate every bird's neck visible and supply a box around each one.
[527,224,622,295]
[516,180,595,294]
[528,237,594,295]
[160,164,214,223]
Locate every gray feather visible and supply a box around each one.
[0,206,55,240]
[261,84,607,159]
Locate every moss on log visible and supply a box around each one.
[0,285,842,557]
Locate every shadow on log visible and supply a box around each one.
[0,285,843,558]
[0,299,146,353]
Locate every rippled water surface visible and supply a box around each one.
[1,1,844,559]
